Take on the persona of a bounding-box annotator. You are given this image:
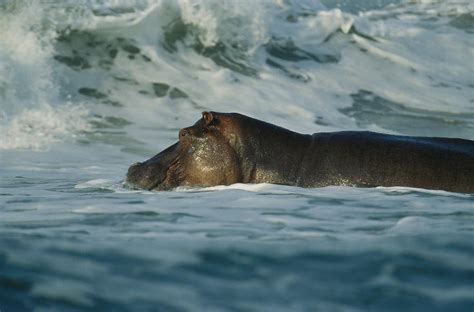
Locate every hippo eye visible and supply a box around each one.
[209,118,219,127]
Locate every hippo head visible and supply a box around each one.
[126,112,243,190]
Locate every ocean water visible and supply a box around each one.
[1,0,473,311]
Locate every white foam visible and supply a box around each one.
[0,2,91,150]
[178,0,268,53]
[190,183,280,192]
[0,104,90,150]
[377,186,469,197]
[75,178,116,189]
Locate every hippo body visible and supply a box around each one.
[126,112,474,193]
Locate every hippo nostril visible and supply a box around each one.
[179,129,187,138]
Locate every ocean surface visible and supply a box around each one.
[1,0,473,311]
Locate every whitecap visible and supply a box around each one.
[75,178,117,189]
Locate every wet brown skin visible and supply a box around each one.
[126,111,474,193]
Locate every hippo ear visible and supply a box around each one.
[202,111,215,126]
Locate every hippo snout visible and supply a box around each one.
[126,162,145,187]
[125,142,180,190]
[128,162,142,172]
[126,160,169,190]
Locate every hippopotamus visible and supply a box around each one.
[126,111,474,193]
